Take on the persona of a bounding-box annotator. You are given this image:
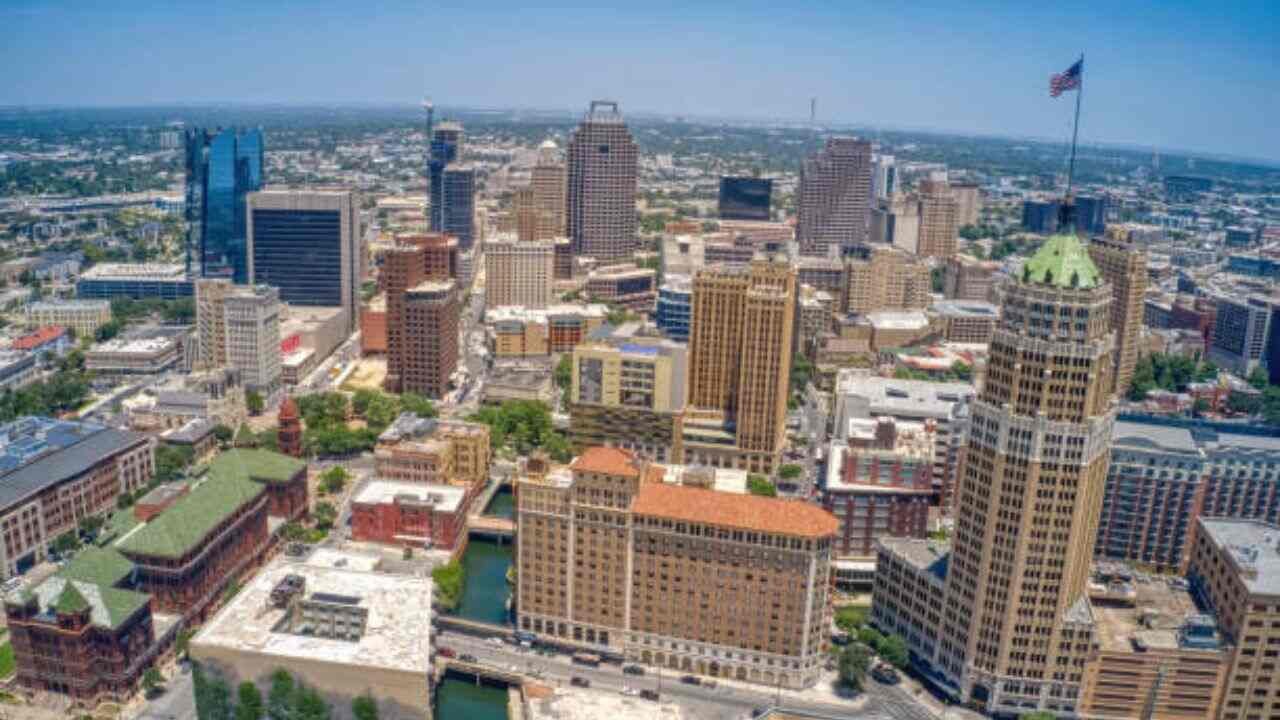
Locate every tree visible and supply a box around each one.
[236,681,265,720]
[838,644,873,691]
[246,390,265,416]
[778,464,804,481]
[554,355,573,397]
[432,560,466,611]
[267,670,294,720]
[320,467,348,495]
[351,695,379,720]
[314,502,338,531]
[746,474,777,497]
[1192,397,1211,416]
[175,628,194,658]
[399,392,436,418]
[879,634,910,669]
[834,606,868,634]
[78,514,106,541]
[51,531,81,557]
[194,664,233,720]
[142,667,164,697]
[155,444,195,483]
[857,626,885,650]
[291,683,331,720]
[94,319,122,342]
[1248,366,1270,390]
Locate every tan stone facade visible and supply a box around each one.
[484,236,554,309]
[916,179,959,260]
[843,245,931,314]
[1090,226,1149,397]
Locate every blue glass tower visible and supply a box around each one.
[428,123,462,232]
[185,127,263,282]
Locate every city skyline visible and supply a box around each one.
[2,1,1277,163]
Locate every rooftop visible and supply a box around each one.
[1022,233,1101,289]
[571,446,644,479]
[652,464,748,494]
[12,325,67,350]
[835,370,974,420]
[631,482,839,539]
[0,417,146,510]
[191,550,431,673]
[8,576,151,631]
[525,686,687,720]
[1199,518,1280,597]
[878,537,950,583]
[931,300,1000,318]
[58,546,136,588]
[353,480,466,513]
[1092,573,1218,653]
[80,263,187,280]
[25,298,111,312]
[88,336,179,355]
[866,311,930,331]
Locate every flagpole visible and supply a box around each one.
[1066,52,1084,199]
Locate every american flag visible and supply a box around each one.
[1050,59,1083,97]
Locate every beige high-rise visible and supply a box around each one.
[685,256,795,474]
[844,245,931,314]
[567,101,637,263]
[484,236,554,309]
[917,179,959,259]
[938,232,1115,714]
[796,137,873,256]
[514,140,567,242]
[1089,226,1148,397]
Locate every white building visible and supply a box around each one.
[484,235,555,309]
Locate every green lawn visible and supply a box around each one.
[0,642,15,678]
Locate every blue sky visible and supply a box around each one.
[3,0,1277,162]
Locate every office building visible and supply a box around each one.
[184,127,264,281]
[718,176,772,221]
[872,229,1118,716]
[872,154,896,201]
[871,193,922,252]
[1225,226,1259,248]
[916,179,959,259]
[85,336,183,377]
[568,324,687,462]
[950,182,981,227]
[1022,200,1061,234]
[440,165,478,251]
[1208,295,1275,377]
[567,101,638,262]
[512,140,568,242]
[485,236,555,309]
[660,233,755,279]
[0,417,153,580]
[516,446,838,689]
[1075,195,1108,235]
[24,299,112,338]
[350,480,468,550]
[428,121,462,233]
[843,245,931,314]
[11,326,72,360]
[1187,518,1280,720]
[383,243,426,394]
[796,137,873,256]
[191,550,433,720]
[485,304,607,358]
[684,257,795,475]
[1089,226,1149,396]
[397,280,459,399]
[942,254,1001,302]
[932,300,1000,344]
[123,368,248,432]
[400,231,459,281]
[1164,175,1212,201]
[375,413,491,490]
[195,280,282,396]
[583,263,656,311]
[655,275,692,342]
[77,263,193,300]
[824,417,934,560]
[247,189,361,333]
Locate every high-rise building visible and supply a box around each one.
[247,189,361,334]
[796,137,873,256]
[428,122,462,232]
[484,236,554,309]
[440,166,478,251]
[401,281,459,399]
[512,140,567,242]
[717,177,772,221]
[872,154,896,201]
[196,281,282,397]
[566,101,638,263]
[1022,199,1061,234]
[1089,226,1148,396]
[184,127,263,281]
[872,225,1119,716]
[916,179,959,259]
[654,275,692,342]
[684,257,795,474]
[381,244,426,395]
[1075,195,1108,235]
[871,194,922,252]
[515,446,838,689]
[942,254,1001,302]
[843,245,931,315]
[399,232,458,281]
[950,182,981,227]
[1208,295,1275,377]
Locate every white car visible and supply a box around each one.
[487,637,505,645]
[622,687,639,696]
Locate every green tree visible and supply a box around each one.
[930,266,945,293]
[1248,366,1269,390]
[399,392,437,418]
[432,560,466,611]
[554,355,573,398]
[235,681,265,720]
[778,464,803,481]
[857,627,885,650]
[838,644,873,691]
[291,683,331,720]
[1192,397,1211,415]
[212,424,235,446]
[834,606,868,634]
[194,664,233,720]
[155,444,195,483]
[746,474,777,497]
[78,514,106,541]
[51,531,81,556]
[1020,713,1056,720]
[314,502,337,531]
[267,670,294,720]
[879,634,910,669]
[175,628,194,658]
[320,467,348,495]
[351,695,379,720]
[95,319,122,342]
[142,667,164,697]
[246,390,265,416]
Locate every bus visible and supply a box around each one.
[571,652,601,667]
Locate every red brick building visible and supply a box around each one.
[822,417,934,557]
[349,480,468,549]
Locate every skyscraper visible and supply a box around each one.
[872,153,896,201]
[382,244,426,395]
[684,256,796,474]
[440,166,478,251]
[195,279,283,397]
[524,139,567,241]
[428,122,462,232]
[1089,226,1148,396]
[796,137,873,256]
[566,101,638,263]
[916,179,959,259]
[382,242,459,399]
[247,189,361,334]
[718,177,772,221]
[872,218,1120,717]
[184,127,264,282]
[484,236,554,309]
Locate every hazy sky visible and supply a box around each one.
[3,0,1277,162]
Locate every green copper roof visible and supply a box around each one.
[213,448,307,484]
[1021,233,1101,289]
[55,583,90,614]
[58,546,135,588]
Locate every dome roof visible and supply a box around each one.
[1021,233,1101,290]
[539,138,558,150]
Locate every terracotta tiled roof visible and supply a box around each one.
[570,446,642,478]
[631,482,839,539]
[12,325,66,350]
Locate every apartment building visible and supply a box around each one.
[485,236,555,309]
[516,447,838,689]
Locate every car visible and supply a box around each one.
[487,637,505,645]
[640,689,661,701]
[437,647,456,659]
[621,686,639,696]
[703,679,718,689]
[871,665,901,685]
[622,664,646,676]
[680,674,701,686]
[459,653,478,663]
[570,676,591,688]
